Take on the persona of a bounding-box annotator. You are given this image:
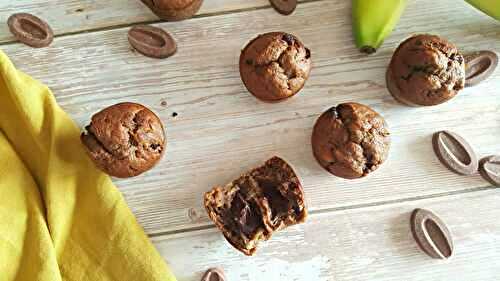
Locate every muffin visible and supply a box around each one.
[140,0,203,21]
[81,102,166,178]
[387,34,465,106]
[311,103,391,179]
[386,34,465,106]
[204,156,307,256]
[239,32,312,102]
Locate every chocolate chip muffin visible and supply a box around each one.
[387,34,465,106]
[81,102,166,178]
[141,0,203,21]
[311,103,391,179]
[204,156,307,256]
[239,32,312,102]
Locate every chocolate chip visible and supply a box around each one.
[292,205,301,216]
[245,59,253,65]
[327,106,339,119]
[259,178,290,220]
[172,112,178,117]
[479,155,500,187]
[270,0,297,15]
[231,193,261,236]
[128,25,177,59]
[281,33,295,45]
[8,13,53,48]
[305,48,311,59]
[432,131,478,175]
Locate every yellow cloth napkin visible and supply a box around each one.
[0,50,177,281]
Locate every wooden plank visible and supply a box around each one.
[153,189,500,281]
[0,0,281,44]
[2,0,500,235]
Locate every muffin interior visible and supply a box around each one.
[204,156,307,255]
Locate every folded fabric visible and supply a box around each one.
[0,50,177,281]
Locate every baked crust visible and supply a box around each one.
[239,32,312,102]
[312,103,391,179]
[387,34,465,106]
[81,102,166,178]
[204,156,307,256]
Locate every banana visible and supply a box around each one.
[352,0,407,54]
[465,0,500,20]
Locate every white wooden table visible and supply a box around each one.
[2,0,500,280]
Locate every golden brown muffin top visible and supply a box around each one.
[81,102,165,178]
[239,32,312,101]
[388,34,465,106]
[312,102,391,179]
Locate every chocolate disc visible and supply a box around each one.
[410,208,453,259]
[270,0,297,15]
[128,25,177,59]
[8,13,53,48]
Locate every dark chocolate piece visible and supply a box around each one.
[201,268,226,281]
[432,131,478,176]
[410,208,453,259]
[270,0,297,15]
[128,25,177,59]
[479,155,500,187]
[8,13,53,48]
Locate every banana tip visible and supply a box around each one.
[360,46,377,54]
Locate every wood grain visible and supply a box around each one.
[2,0,500,236]
[0,0,292,44]
[154,189,500,281]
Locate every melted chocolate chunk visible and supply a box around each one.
[230,192,262,236]
[204,156,307,256]
[258,178,290,223]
